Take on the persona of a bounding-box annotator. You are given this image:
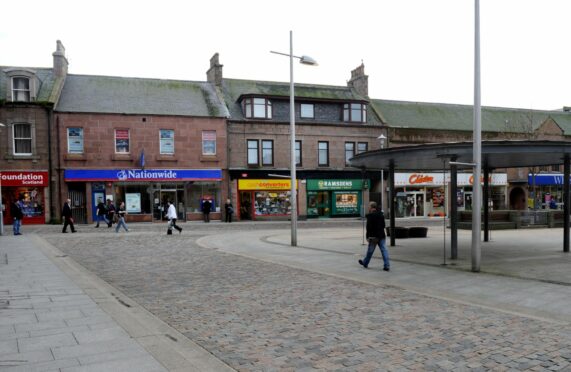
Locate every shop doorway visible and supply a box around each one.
[239,191,253,220]
[308,191,331,218]
[396,192,424,217]
[153,189,177,221]
[68,188,87,224]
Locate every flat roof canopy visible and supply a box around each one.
[350,140,571,171]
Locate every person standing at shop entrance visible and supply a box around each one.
[11,196,24,236]
[358,201,390,271]
[224,198,233,223]
[61,198,77,233]
[202,198,212,223]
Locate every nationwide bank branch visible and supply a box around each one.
[64,168,223,223]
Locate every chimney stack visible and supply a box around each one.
[347,63,368,97]
[52,40,68,78]
[207,53,223,86]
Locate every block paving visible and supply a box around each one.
[44,228,571,371]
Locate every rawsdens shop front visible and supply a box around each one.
[1,171,49,225]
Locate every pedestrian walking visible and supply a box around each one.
[115,202,129,232]
[61,198,77,233]
[358,201,390,271]
[166,200,182,234]
[106,199,116,228]
[224,198,233,223]
[11,196,24,235]
[94,198,109,228]
[202,198,212,223]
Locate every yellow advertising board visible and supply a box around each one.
[238,179,296,191]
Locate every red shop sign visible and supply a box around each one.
[0,171,49,187]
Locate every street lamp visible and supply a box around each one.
[378,134,387,212]
[271,31,318,246]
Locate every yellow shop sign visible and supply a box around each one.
[238,179,296,191]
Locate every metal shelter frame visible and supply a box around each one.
[350,140,571,270]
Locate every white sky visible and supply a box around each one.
[2,0,570,111]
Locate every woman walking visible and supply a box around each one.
[115,202,129,233]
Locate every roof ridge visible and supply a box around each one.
[223,77,350,90]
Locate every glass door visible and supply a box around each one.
[153,189,176,221]
[316,191,330,217]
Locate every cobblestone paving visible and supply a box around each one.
[46,230,571,371]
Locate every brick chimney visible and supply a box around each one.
[206,53,223,86]
[347,63,368,97]
[52,40,68,78]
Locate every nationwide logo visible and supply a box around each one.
[116,169,178,181]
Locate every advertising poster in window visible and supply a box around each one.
[333,191,359,215]
[126,193,141,213]
[160,130,174,154]
[115,129,130,153]
[202,131,216,155]
[68,128,84,153]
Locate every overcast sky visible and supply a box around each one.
[2,0,570,111]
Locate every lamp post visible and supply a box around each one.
[378,134,387,212]
[271,31,318,247]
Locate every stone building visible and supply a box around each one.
[0,41,67,226]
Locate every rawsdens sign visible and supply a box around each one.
[0,171,49,186]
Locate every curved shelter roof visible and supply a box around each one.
[350,140,571,171]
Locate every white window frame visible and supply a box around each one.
[202,130,217,155]
[13,123,33,155]
[11,76,31,102]
[261,140,274,166]
[160,129,175,155]
[67,127,84,154]
[115,129,130,154]
[300,103,314,119]
[244,98,272,119]
[247,140,259,165]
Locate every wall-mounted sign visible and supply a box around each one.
[395,173,507,186]
[0,171,49,186]
[306,179,368,191]
[238,179,295,191]
[65,169,222,182]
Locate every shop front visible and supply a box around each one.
[528,173,567,209]
[64,168,223,222]
[237,179,296,220]
[1,171,49,225]
[394,172,507,218]
[306,179,366,218]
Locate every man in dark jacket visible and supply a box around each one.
[62,198,77,233]
[94,198,109,228]
[358,201,390,271]
[202,199,212,223]
[11,197,24,235]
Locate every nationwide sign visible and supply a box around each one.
[0,171,49,186]
[64,169,222,182]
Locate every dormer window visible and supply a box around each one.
[243,97,272,119]
[12,77,31,102]
[343,103,367,123]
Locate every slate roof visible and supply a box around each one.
[56,74,229,117]
[0,66,62,104]
[371,99,571,135]
[220,78,375,123]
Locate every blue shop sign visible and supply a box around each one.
[528,174,568,185]
[65,169,222,182]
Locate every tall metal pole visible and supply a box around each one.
[564,154,570,252]
[289,30,298,247]
[472,0,482,272]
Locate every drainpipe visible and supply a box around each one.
[46,106,55,223]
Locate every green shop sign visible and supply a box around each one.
[307,179,369,191]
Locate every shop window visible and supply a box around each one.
[247,140,259,165]
[243,97,272,119]
[342,103,367,123]
[345,142,355,166]
[115,129,130,153]
[318,141,329,167]
[202,130,216,155]
[160,129,175,155]
[295,140,302,166]
[12,77,31,102]
[262,140,274,166]
[357,142,368,154]
[13,123,32,155]
[114,183,152,213]
[188,182,221,213]
[67,127,84,154]
[254,191,292,216]
[300,103,314,119]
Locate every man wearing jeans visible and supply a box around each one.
[359,201,390,271]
